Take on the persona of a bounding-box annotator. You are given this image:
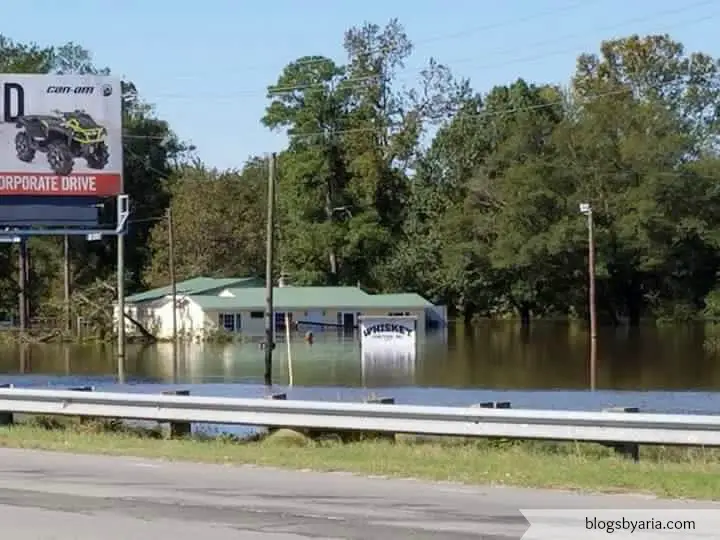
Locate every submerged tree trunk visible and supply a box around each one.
[463,302,478,325]
[519,304,531,327]
[626,279,643,327]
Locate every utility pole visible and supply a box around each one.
[580,203,597,391]
[117,230,126,384]
[18,238,27,333]
[264,152,277,387]
[167,205,178,382]
[63,235,71,333]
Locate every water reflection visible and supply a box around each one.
[361,350,416,387]
[0,321,719,391]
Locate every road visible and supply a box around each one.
[0,448,717,539]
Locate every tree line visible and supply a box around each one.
[2,20,720,332]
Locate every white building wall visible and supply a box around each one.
[116,300,442,341]
[116,296,209,340]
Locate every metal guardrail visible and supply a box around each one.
[0,387,718,446]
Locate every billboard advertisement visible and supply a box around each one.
[0,74,122,196]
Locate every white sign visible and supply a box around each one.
[521,509,720,539]
[359,315,417,355]
[0,74,123,196]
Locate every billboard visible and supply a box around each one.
[0,74,122,196]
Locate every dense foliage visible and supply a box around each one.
[3,21,720,328]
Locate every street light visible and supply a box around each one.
[579,202,597,391]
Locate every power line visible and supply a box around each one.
[122,78,711,143]
[120,9,719,143]
[413,0,603,45]
[434,1,718,74]
[123,0,716,100]
[155,0,603,80]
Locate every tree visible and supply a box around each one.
[146,161,267,285]
[7,27,720,331]
[562,34,720,323]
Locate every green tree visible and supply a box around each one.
[146,160,267,285]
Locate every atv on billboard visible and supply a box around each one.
[0,75,122,196]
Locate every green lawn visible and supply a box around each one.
[1,418,719,500]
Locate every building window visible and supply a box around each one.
[218,312,236,332]
[250,311,264,319]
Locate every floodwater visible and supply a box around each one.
[2,321,720,414]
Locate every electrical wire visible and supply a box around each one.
[113,3,720,176]
[124,0,716,100]
[159,0,605,78]
[121,78,711,143]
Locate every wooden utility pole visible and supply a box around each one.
[582,203,598,391]
[264,153,277,387]
[167,205,178,381]
[63,235,71,333]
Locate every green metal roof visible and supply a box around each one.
[126,276,263,303]
[365,293,434,308]
[190,287,433,311]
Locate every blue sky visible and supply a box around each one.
[10,0,720,170]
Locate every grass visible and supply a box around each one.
[1,416,719,501]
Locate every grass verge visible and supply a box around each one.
[0,416,719,501]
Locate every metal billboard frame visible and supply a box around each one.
[0,194,129,238]
[0,194,130,383]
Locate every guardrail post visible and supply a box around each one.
[68,386,94,392]
[69,386,95,424]
[365,396,395,405]
[265,392,288,435]
[602,407,640,462]
[363,396,395,441]
[161,390,192,439]
[472,401,513,445]
[474,401,512,409]
[0,384,14,426]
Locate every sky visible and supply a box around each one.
[9,0,720,171]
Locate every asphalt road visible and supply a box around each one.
[0,448,717,539]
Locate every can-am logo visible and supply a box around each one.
[46,85,95,95]
[2,81,114,123]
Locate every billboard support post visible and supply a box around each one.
[116,193,128,384]
[18,239,28,332]
[117,229,125,383]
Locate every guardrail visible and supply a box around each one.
[0,387,718,449]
